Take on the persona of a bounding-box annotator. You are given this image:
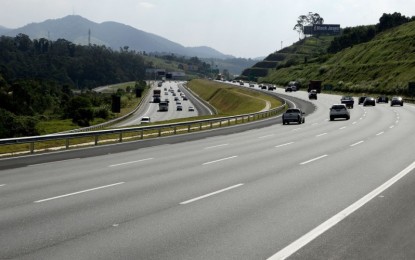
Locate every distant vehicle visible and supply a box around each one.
[188,106,195,111]
[141,116,151,124]
[363,97,376,106]
[158,101,169,111]
[308,80,322,93]
[239,81,245,86]
[341,96,354,109]
[390,96,404,106]
[358,96,367,105]
[176,101,181,105]
[330,104,350,121]
[182,96,188,100]
[176,105,183,111]
[157,82,162,87]
[288,81,300,91]
[308,89,317,100]
[282,108,305,125]
[174,97,179,101]
[177,89,181,92]
[153,89,161,103]
[164,92,168,95]
[285,86,293,92]
[261,85,267,90]
[376,96,389,103]
[268,85,276,91]
[249,83,255,88]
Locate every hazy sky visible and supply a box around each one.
[1,0,414,58]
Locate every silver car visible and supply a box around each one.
[330,104,350,121]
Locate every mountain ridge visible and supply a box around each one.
[1,15,233,59]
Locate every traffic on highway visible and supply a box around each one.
[0,84,414,259]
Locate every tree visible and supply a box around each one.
[293,12,324,39]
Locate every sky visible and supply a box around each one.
[1,0,414,58]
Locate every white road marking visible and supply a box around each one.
[203,156,238,165]
[339,126,347,130]
[292,128,302,131]
[268,160,415,260]
[34,182,125,203]
[258,134,275,139]
[275,142,294,148]
[311,123,319,126]
[316,133,327,137]
[0,184,5,187]
[390,125,395,129]
[28,158,80,167]
[204,144,229,149]
[376,132,384,136]
[180,183,244,205]
[109,158,154,167]
[359,117,363,120]
[300,155,328,165]
[352,122,357,125]
[350,141,364,147]
[396,120,399,124]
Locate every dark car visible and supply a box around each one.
[358,96,367,105]
[390,96,404,106]
[285,86,293,92]
[376,96,389,103]
[363,97,376,106]
[308,90,317,100]
[340,96,354,109]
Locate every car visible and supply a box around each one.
[249,83,255,88]
[340,96,354,109]
[285,86,293,92]
[358,96,367,105]
[282,108,305,125]
[176,101,181,105]
[363,97,376,106]
[329,104,350,121]
[390,96,404,106]
[177,89,181,92]
[172,92,176,96]
[164,92,168,95]
[308,89,317,100]
[188,106,195,111]
[182,96,188,100]
[376,95,389,103]
[174,97,179,101]
[140,116,150,124]
[176,105,183,111]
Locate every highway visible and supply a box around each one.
[115,81,213,127]
[0,89,414,259]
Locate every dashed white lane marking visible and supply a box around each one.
[180,183,244,205]
[390,125,395,129]
[203,156,238,165]
[316,133,327,137]
[258,134,275,139]
[268,160,415,260]
[292,128,302,131]
[34,182,125,203]
[350,141,364,147]
[339,126,347,130]
[204,144,229,149]
[109,158,154,167]
[352,122,357,125]
[311,123,319,126]
[376,132,384,136]
[0,184,5,187]
[275,142,294,148]
[300,155,328,165]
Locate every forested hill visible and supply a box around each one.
[242,12,415,95]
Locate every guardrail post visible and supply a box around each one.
[174,126,177,134]
[95,135,99,145]
[65,139,69,149]
[228,119,230,125]
[210,121,213,128]
[158,128,162,137]
[119,133,123,143]
[141,130,143,139]
[188,125,191,132]
[30,142,34,154]
[220,120,222,127]
[199,123,202,130]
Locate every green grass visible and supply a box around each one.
[262,21,415,95]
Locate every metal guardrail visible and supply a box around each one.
[0,103,286,155]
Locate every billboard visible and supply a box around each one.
[304,24,341,36]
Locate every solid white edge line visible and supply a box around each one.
[300,155,328,165]
[34,182,125,203]
[275,142,294,148]
[28,158,81,167]
[109,158,154,167]
[203,156,237,165]
[180,183,244,205]
[350,141,364,147]
[204,144,229,149]
[268,160,415,260]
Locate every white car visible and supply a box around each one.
[329,104,350,121]
[140,116,151,124]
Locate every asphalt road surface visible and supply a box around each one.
[1,89,414,259]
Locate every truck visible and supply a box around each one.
[153,89,161,103]
[282,108,306,125]
[308,80,322,93]
[158,101,169,111]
